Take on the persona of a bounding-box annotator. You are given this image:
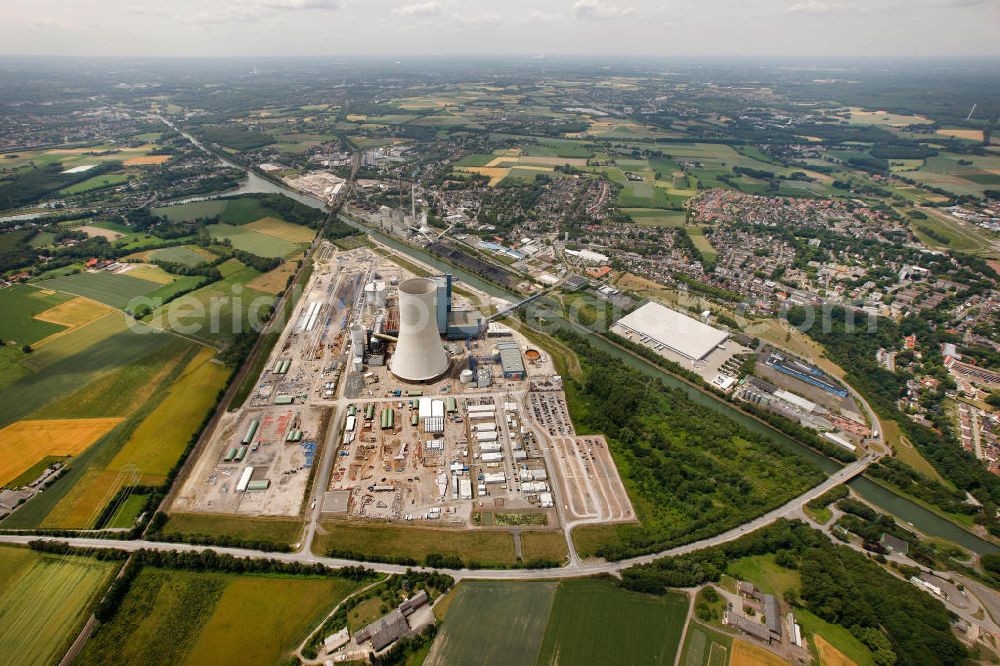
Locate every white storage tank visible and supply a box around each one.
[352,356,364,373]
[460,368,474,384]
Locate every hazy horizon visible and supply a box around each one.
[5,0,999,59]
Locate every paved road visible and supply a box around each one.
[0,456,872,580]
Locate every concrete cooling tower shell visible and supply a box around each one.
[390,277,448,382]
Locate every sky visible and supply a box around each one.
[4,0,999,58]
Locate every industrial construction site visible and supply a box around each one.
[170,240,634,533]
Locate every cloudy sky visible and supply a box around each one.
[5,0,998,58]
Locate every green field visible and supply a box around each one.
[206,223,299,258]
[0,545,118,666]
[28,230,57,248]
[152,200,226,222]
[145,258,274,344]
[536,579,688,666]
[314,520,517,566]
[0,320,184,429]
[60,173,129,195]
[77,567,361,665]
[687,226,718,264]
[37,271,161,310]
[158,513,303,547]
[0,336,196,529]
[626,208,687,227]
[0,284,72,345]
[147,245,215,266]
[425,581,557,666]
[727,554,801,598]
[796,608,876,666]
[679,622,732,666]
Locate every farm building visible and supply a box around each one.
[614,301,729,362]
[355,610,409,651]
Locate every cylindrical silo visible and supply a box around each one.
[390,277,448,382]
[349,324,367,354]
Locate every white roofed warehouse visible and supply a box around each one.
[613,301,729,362]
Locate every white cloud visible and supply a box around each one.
[572,0,636,20]
[392,1,444,17]
[524,10,562,23]
[263,0,343,10]
[786,1,854,14]
[447,13,502,27]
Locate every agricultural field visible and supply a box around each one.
[679,622,733,666]
[0,545,118,666]
[626,208,687,227]
[105,346,229,482]
[0,284,73,345]
[37,271,162,310]
[0,142,167,173]
[0,333,198,529]
[425,581,558,666]
[152,200,227,222]
[730,640,787,666]
[428,579,687,666]
[59,173,129,195]
[904,153,1000,197]
[314,520,517,565]
[246,260,297,294]
[0,417,122,486]
[206,223,300,258]
[244,216,316,243]
[77,567,361,666]
[32,296,113,346]
[536,579,688,666]
[37,346,224,529]
[145,258,275,345]
[127,245,216,267]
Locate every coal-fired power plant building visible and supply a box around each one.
[390,277,449,382]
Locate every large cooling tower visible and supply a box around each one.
[390,278,448,382]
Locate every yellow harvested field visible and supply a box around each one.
[730,640,788,666]
[123,155,170,166]
[34,297,112,328]
[119,264,174,284]
[32,297,114,348]
[935,128,984,142]
[78,225,123,241]
[106,347,229,481]
[814,635,857,666]
[245,217,316,243]
[41,467,146,529]
[485,155,587,168]
[460,167,510,186]
[247,261,297,294]
[0,418,123,486]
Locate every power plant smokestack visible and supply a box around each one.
[390,278,448,382]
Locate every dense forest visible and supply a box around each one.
[620,519,966,666]
[555,329,824,560]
